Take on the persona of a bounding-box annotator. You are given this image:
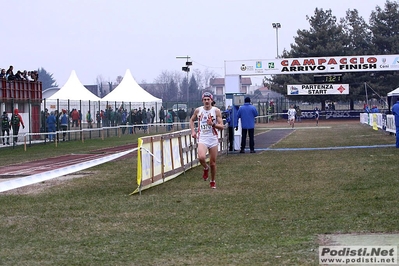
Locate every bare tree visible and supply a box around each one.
[192,69,204,90]
[116,75,123,85]
[108,81,113,92]
[96,75,105,97]
[171,70,183,88]
[153,70,185,100]
[203,69,219,88]
[153,71,172,99]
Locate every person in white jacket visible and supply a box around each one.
[287,105,296,129]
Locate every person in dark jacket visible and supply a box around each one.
[177,108,187,129]
[1,111,11,145]
[159,106,165,124]
[225,105,238,151]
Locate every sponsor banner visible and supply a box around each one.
[319,246,397,265]
[287,84,349,95]
[131,129,227,194]
[225,54,399,75]
[132,131,190,194]
[362,113,396,133]
[285,110,362,120]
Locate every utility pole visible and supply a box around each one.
[272,23,281,58]
[176,56,192,107]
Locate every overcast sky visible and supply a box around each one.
[0,0,389,88]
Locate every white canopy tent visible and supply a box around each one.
[43,70,100,122]
[101,69,161,103]
[387,87,399,97]
[101,69,162,120]
[387,87,399,111]
[47,70,100,101]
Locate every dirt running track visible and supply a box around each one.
[1,120,358,179]
[0,143,138,179]
[0,120,360,193]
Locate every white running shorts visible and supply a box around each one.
[198,136,218,149]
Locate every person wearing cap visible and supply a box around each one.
[392,98,399,148]
[1,111,11,145]
[237,97,258,153]
[11,108,25,146]
[190,92,224,189]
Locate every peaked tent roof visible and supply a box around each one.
[387,87,399,97]
[48,70,100,101]
[101,69,161,102]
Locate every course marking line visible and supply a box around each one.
[257,144,395,151]
[256,126,331,130]
[0,148,138,193]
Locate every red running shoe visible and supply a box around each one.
[210,180,216,189]
[203,167,209,181]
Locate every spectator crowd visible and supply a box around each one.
[2,103,190,145]
[39,105,165,141]
[37,104,193,141]
[0,65,39,81]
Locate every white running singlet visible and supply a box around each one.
[197,106,218,148]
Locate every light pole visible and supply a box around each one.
[176,55,192,107]
[272,23,281,58]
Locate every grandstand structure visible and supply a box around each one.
[0,79,42,136]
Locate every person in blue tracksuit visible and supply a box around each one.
[237,97,258,153]
[391,99,399,148]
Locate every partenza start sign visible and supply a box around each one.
[287,84,349,95]
[224,55,399,75]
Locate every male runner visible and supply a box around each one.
[190,92,224,189]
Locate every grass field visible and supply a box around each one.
[1,121,398,265]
